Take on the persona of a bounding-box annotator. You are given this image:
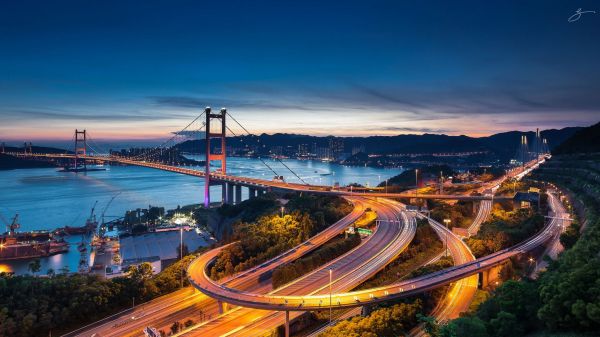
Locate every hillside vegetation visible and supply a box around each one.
[437,125,600,336]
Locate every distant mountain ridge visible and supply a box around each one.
[2,126,585,161]
[552,122,600,155]
[175,126,582,161]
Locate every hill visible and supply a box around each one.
[176,127,581,161]
[552,122,600,155]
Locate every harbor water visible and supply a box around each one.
[0,157,402,275]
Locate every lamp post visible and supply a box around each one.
[415,169,419,202]
[529,257,536,272]
[180,225,184,288]
[385,179,388,194]
[329,269,333,323]
[281,206,285,218]
[443,219,451,257]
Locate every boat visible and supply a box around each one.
[0,215,70,261]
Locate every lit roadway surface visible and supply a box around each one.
[181,198,416,336]
[68,197,370,337]
[184,192,563,314]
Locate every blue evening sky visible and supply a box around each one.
[1,0,599,142]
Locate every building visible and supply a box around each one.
[297,143,309,157]
[329,137,344,160]
[352,145,365,155]
[316,147,332,160]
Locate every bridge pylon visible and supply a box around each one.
[74,129,87,169]
[204,107,227,207]
[23,142,32,156]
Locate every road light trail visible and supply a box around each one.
[69,197,369,337]
[181,198,416,336]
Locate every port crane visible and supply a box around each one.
[0,213,20,236]
[99,193,120,237]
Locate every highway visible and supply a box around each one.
[184,191,564,312]
[68,197,369,337]
[49,153,548,336]
[181,198,416,336]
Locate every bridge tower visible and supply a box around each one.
[204,107,227,208]
[74,129,87,170]
[23,142,32,155]
[516,135,529,168]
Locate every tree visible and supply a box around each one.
[28,259,41,276]
[170,321,182,334]
[46,268,55,277]
[441,317,488,337]
[184,319,194,327]
[127,262,154,282]
[490,311,523,337]
[418,314,440,337]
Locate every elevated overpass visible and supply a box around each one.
[186,191,564,312]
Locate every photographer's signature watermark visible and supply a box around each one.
[568,8,597,22]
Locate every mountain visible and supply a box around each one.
[552,122,600,155]
[175,126,583,161]
[479,127,582,159]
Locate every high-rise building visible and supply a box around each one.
[328,137,344,160]
[352,145,365,155]
[298,143,309,157]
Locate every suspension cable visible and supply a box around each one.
[228,112,309,185]
[130,111,206,160]
[225,125,280,178]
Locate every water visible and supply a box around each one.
[0,157,402,274]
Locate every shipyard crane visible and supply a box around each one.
[0,213,20,236]
[99,193,120,237]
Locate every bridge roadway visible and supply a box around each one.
[185,192,563,313]
[180,198,416,336]
[10,153,504,201]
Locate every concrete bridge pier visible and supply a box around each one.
[479,265,503,289]
[226,183,234,205]
[235,185,242,204]
[217,300,226,314]
[221,184,227,205]
[248,187,257,199]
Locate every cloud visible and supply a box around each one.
[148,95,330,112]
[0,108,191,121]
[377,126,454,134]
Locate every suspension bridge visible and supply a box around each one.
[4,108,520,204]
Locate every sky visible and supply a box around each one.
[1,0,600,144]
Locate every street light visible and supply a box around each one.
[281,206,285,218]
[415,169,419,201]
[329,269,333,324]
[180,225,184,288]
[529,257,537,272]
[443,219,451,257]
